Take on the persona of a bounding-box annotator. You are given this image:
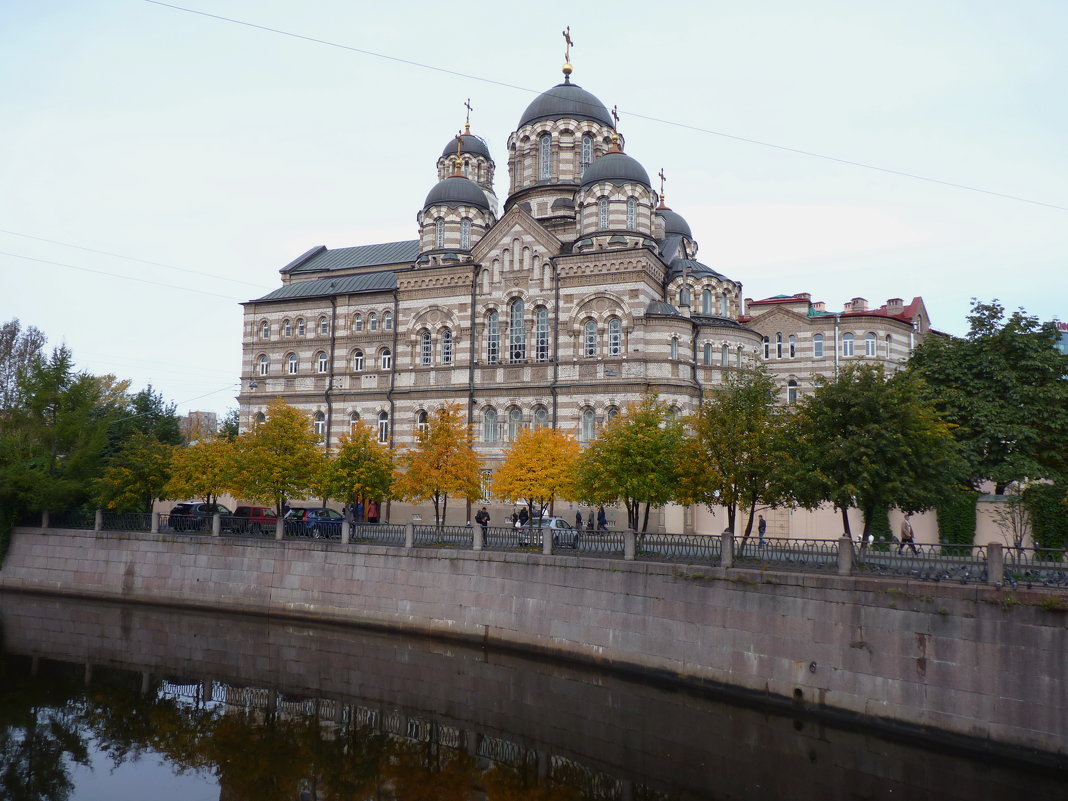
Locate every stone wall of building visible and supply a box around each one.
[2,527,1064,757]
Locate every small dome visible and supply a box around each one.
[441,133,491,160]
[519,81,614,128]
[580,150,651,189]
[657,208,692,238]
[669,258,725,281]
[423,176,490,211]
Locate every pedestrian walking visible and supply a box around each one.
[576,509,583,530]
[757,514,766,547]
[597,506,607,531]
[475,506,490,538]
[898,513,917,554]
[367,500,379,525]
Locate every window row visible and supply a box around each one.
[538,132,597,179]
[761,332,893,359]
[432,217,474,249]
[416,328,454,366]
[352,311,393,333]
[259,312,395,340]
[700,343,746,367]
[479,404,621,444]
[676,288,731,316]
[257,348,394,376]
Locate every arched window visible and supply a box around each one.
[842,332,855,357]
[788,335,796,358]
[702,289,712,315]
[253,411,266,425]
[721,344,730,366]
[679,286,691,307]
[737,346,743,367]
[434,217,445,248]
[287,353,298,375]
[580,407,596,443]
[377,411,389,444]
[258,354,269,376]
[369,313,378,331]
[787,379,799,405]
[460,218,472,249]
[419,329,432,366]
[762,336,770,359]
[315,351,328,373]
[608,317,622,357]
[353,313,363,332]
[383,311,393,330]
[313,411,326,438]
[626,197,637,230]
[535,306,549,361]
[885,334,893,358]
[486,310,500,364]
[260,320,269,339]
[380,348,392,370]
[580,134,593,176]
[282,319,292,337]
[441,328,453,364]
[583,319,598,357]
[597,197,609,230]
[319,316,329,336]
[813,333,824,358]
[865,331,877,356]
[670,336,679,360]
[703,343,713,366]
[539,133,552,180]
[417,410,429,435]
[533,405,549,429]
[482,407,498,443]
[352,350,364,371]
[720,294,729,316]
[775,333,783,359]
[509,298,526,362]
[507,406,522,441]
[349,411,360,431]
[296,318,306,336]
[606,406,619,424]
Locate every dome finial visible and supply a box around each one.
[562,26,574,81]
[464,98,473,135]
[452,131,465,177]
[658,168,668,209]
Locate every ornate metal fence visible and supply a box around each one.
[413,525,473,548]
[49,510,96,530]
[1003,547,1068,588]
[348,523,406,546]
[854,543,988,584]
[101,512,153,532]
[633,532,720,564]
[737,537,839,572]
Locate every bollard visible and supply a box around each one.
[473,525,484,552]
[341,520,350,545]
[275,517,284,541]
[624,530,636,560]
[837,536,854,576]
[405,523,415,549]
[151,512,159,534]
[986,542,1004,586]
[94,509,103,532]
[542,527,553,556]
[211,513,221,537]
[720,531,734,568]
[41,510,49,529]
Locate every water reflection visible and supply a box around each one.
[0,592,1063,800]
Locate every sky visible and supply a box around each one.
[2,0,1066,417]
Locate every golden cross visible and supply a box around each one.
[562,26,573,62]
[464,98,473,129]
[611,104,619,131]
[658,168,666,197]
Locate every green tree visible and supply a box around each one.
[392,403,481,525]
[788,363,965,539]
[93,432,174,513]
[218,408,240,441]
[492,426,580,521]
[165,437,235,506]
[574,394,682,532]
[0,318,46,413]
[323,423,394,507]
[908,299,1068,491]
[110,386,183,448]
[677,367,788,538]
[229,399,325,514]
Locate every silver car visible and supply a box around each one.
[516,516,581,549]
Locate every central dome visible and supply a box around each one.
[518,81,614,128]
[440,132,491,160]
[424,176,490,211]
[580,150,651,189]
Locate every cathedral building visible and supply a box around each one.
[238,57,929,526]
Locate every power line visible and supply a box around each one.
[142,1,1068,214]
[0,228,270,289]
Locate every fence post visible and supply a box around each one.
[405,523,415,549]
[473,525,484,552]
[151,513,159,534]
[94,509,103,532]
[41,510,49,529]
[720,531,734,568]
[837,536,854,576]
[275,517,284,541]
[987,542,1004,586]
[211,513,221,537]
[624,530,636,561]
[341,521,350,545]
[542,526,553,556]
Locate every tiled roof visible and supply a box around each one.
[646,300,681,316]
[250,271,397,302]
[283,240,420,274]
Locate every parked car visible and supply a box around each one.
[284,507,344,539]
[516,516,581,549]
[231,505,277,534]
[168,503,233,532]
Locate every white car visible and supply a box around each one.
[516,516,581,549]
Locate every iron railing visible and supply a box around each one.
[1003,547,1068,588]
[414,525,473,548]
[348,523,407,546]
[101,512,153,532]
[736,537,839,571]
[854,543,988,584]
[49,510,96,530]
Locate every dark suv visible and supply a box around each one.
[168,503,233,532]
[284,507,344,539]
[231,506,278,534]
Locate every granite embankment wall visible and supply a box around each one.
[2,527,1065,757]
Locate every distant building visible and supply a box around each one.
[180,411,218,442]
[1055,321,1068,356]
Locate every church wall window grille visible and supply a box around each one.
[441,328,454,364]
[580,134,593,176]
[260,320,270,339]
[702,289,712,315]
[420,329,432,366]
[583,319,598,357]
[509,299,526,362]
[885,334,893,358]
[349,412,360,431]
[297,318,306,336]
[380,348,392,370]
[670,336,679,360]
[369,313,378,331]
[533,405,549,429]
[417,410,429,435]
[865,331,877,356]
[352,350,364,372]
[313,411,326,438]
[535,306,549,361]
[507,406,522,441]
[703,343,713,366]
[721,344,730,366]
[287,353,298,375]
[679,286,691,308]
[460,218,472,249]
[283,319,292,337]
[435,218,445,248]
[539,134,552,180]
[353,314,363,332]
[598,197,609,230]
[608,317,622,356]
[762,336,770,359]
[775,333,783,358]
[788,335,796,358]
[842,332,855,357]
[720,294,729,316]
[383,311,393,330]
[258,354,269,376]
[319,316,329,336]
[626,198,637,230]
[487,311,500,364]
[813,333,824,358]
[787,379,799,405]
[377,411,389,444]
[316,351,328,373]
[580,407,596,443]
[606,406,619,424]
[482,407,498,443]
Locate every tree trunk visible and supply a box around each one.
[641,502,651,533]
[840,506,852,537]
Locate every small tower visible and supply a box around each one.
[419,133,496,262]
[435,99,498,214]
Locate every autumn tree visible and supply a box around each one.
[392,403,481,525]
[573,394,682,532]
[94,432,174,513]
[0,317,46,413]
[323,422,394,507]
[229,399,325,514]
[165,436,235,506]
[492,426,580,521]
[787,363,965,539]
[677,367,789,538]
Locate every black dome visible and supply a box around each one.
[423,176,489,211]
[518,81,613,128]
[657,208,692,238]
[441,132,491,160]
[580,150,651,189]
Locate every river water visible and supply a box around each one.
[0,591,1063,800]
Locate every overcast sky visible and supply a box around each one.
[3,0,1065,416]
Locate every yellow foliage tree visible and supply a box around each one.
[323,422,394,506]
[392,403,481,525]
[164,436,234,506]
[492,426,580,521]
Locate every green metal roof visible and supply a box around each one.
[283,240,420,274]
[251,271,397,303]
